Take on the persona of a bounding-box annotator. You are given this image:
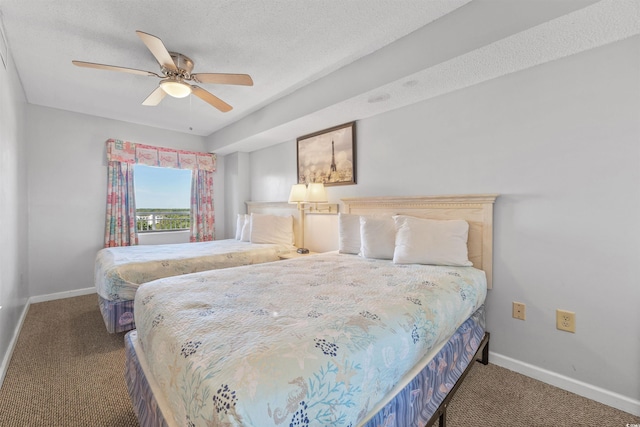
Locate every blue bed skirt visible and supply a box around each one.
[98,295,135,334]
[363,306,485,426]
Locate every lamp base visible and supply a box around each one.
[296,248,310,254]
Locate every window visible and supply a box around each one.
[134,164,191,232]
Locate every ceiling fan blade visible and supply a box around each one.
[190,85,232,112]
[142,86,167,106]
[192,73,253,86]
[135,30,177,71]
[72,60,160,77]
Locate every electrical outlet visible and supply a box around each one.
[512,302,526,320]
[556,309,575,333]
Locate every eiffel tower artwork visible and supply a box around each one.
[330,140,337,173]
[296,121,355,186]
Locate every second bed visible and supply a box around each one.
[96,201,301,333]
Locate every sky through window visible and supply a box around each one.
[134,164,191,209]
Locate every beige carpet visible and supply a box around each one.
[0,294,638,426]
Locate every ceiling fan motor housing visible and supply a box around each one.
[167,52,194,77]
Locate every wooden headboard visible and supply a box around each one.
[341,194,498,288]
[245,201,302,248]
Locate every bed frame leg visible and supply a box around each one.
[438,406,447,427]
[426,332,490,427]
[479,332,490,365]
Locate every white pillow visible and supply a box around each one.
[393,215,473,266]
[359,216,396,260]
[250,213,294,245]
[338,213,361,254]
[240,214,251,242]
[235,214,245,240]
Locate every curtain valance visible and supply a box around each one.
[106,138,216,172]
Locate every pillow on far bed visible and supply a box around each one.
[240,214,251,242]
[338,213,361,254]
[393,215,473,266]
[250,213,294,245]
[359,215,396,260]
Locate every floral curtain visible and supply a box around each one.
[104,138,216,246]
[190,169,215,242]
[104,160,138,247]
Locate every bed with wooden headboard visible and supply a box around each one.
[124,193,498,427]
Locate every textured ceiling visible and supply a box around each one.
[0,0,469,135]
[0,0,638,154]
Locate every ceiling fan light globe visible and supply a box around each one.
[160,79,192,98]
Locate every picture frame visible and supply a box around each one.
[296,121,356,186]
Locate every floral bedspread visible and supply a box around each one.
[134,252,487,427]
[95,239,294,302]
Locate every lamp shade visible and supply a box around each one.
[305,183,328,203]
[288,184,307,203]
[160,78,192,98]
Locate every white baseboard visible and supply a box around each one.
[28,287,95,304]
[0,301,29,389]
[490,351,640,417]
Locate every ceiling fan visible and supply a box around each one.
[72,30,253,112]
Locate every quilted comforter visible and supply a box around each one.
[134,252,487,427]
[95,239,294,302]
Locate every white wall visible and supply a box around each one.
[0,45,29,384]
[25,106,210,296]
[223,152,251,239]
[249,142,340,252]
[244,37,640,408]
[250,142,294,202]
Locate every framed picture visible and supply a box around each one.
[297,121,356,186]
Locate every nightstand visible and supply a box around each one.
[278,251,318,260]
